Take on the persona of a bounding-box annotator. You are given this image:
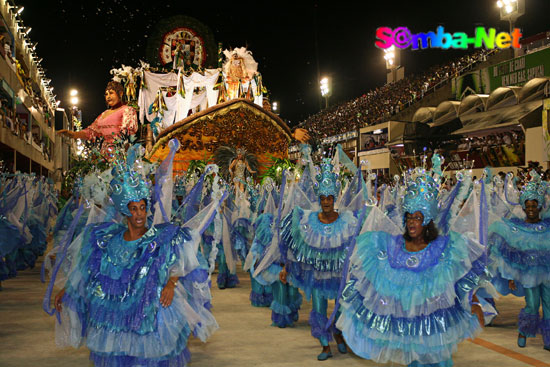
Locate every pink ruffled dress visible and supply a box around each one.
[83,105,138,145]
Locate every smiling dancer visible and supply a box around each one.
[489,171,550,351]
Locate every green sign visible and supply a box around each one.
[482,47,550,91]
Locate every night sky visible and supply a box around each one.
[14,0,550,127]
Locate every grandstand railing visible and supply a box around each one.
[395,48,499,117]
[293,49,500,152]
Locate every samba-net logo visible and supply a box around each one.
[376,26,522,50]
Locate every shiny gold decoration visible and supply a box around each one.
[148,99,292,176]
[151,89,167,115]
[177,72,185,98]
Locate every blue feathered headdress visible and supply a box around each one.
[402,153,444,226]
[109,144,151,216]
[314,158,340,199]
[519,170,548,209]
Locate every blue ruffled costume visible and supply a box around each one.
[2,177,57,280]
[281,207,358,345]
[248,213,273,307]
[489,218,550,345]
[336,231,484,366]
[250,212,301,325]
[216,210,240,289]
[57,222,213,367]
[0,216,24,281]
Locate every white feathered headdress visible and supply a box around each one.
[222,47,258,79]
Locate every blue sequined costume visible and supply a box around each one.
[336,230,485,366]
[2,175,57,280]
[56,222,215,367]
[247,213,273,307]
[216,209,240,289]
[0,216,23,281]
[281,207,358,345]
[489,218,550,346]
[250,212,301,324]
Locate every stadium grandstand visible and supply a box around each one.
[294,34,550,182]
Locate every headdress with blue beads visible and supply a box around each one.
[109,144,151,216]
[314,158,341,199]
[519,170,548,209]
[402,154,444,226]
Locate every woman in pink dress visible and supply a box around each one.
[57,81,138,149]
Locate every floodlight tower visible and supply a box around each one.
[496,0,525,34]
[384,46,402,84]
[320,77,331,109]
[272,101,279,115]
[496,0,524,56]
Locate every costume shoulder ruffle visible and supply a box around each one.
[336,230,484,365]
[489,218,550,289]
[349,230,485,314]
[281,207,358,300]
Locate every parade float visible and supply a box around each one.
[148,98,292,176]
[109,15,292,176]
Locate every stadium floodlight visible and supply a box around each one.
[383,46,401,84]
[320,77,331,108]
[70,96,79,106]
[383,46,396,69]
[320,78,329,96]
[272,101,279,114]
[70,89,78,97]
[496,0,524,34]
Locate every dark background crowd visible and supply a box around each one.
[298,49,492,141]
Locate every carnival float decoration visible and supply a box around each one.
[106,15,288,177]
[147,98,291,177]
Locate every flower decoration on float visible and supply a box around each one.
[314,158,341,199]
[519,170,549,210]
[402,152,445,226]
[109,144,152,216]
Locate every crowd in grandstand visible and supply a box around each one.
[373,161,550,191]
[299,49,492,140]
[363,133,388,151]
[456,131,520,151]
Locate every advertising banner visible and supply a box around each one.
[483,47,550,90]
